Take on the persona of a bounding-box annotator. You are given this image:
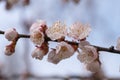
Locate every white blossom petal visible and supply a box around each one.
[30,20,46,33]
[56,41,75,59]
[47,49,61,64]
[68,22,91,40]
[46,21,67,40]
[78,41,90,49]
[77,45,98,64]
[30,30,44,46]
[32,48,45,60]
[47,42,75,64]
[77,51,94,63]
[32,43,48,60]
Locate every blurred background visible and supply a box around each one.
[0,0,120,80]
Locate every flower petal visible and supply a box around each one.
[46,21,67,40]
[68,22,91,40]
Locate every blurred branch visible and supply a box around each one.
[0,30,4,34]
[1,74,120,80]
[0,30,120,54]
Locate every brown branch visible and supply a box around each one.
[18,33,30,38]
[93,45,120,54]
[0,30,30,38]
[0,30,120,54]
[0,30,4,34]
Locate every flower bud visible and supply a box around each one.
[5,41,16,56]
[4,28,18,41]
[30,20,47,33]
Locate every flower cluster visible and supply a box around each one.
[30,20,48,60]
[3,20,102,72]
[29,20,100,72]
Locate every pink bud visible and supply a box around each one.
[4,28,18,41]
[5,41,16,56]
[30,20,47,33]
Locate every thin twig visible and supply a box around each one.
[0,30,120,54]
[18,34,30,38]
[93,45,120,54]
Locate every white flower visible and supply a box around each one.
[77,45,98,64]
[86,61,100,72]
[4,28,18,41]
[116,37,120,50]
[30,29,44,46]
[77,43,100,72]
[32,48,45,60]
[47,49,61,64]
[68,22,91,40]
[47,42,75,64]
[56,41,75,59]
[46,21,67,40]
[32,43,48,60]
[30,20,47,33]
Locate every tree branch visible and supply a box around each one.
[0,30,120,54]
[0,30,4,34]
[93,45,120,54]
[0,30,30,38]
